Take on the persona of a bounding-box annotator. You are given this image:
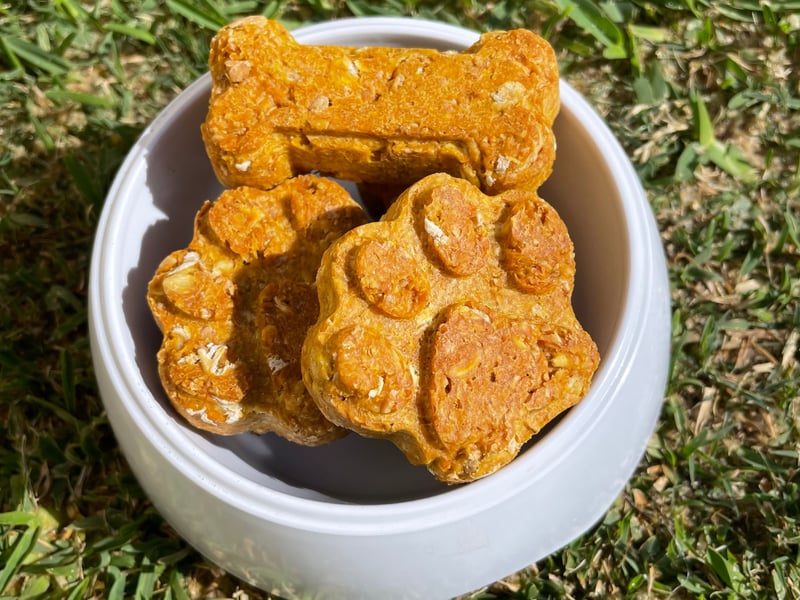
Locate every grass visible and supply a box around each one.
[1,0,798,598]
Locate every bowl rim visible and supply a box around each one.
[90,15,664,536]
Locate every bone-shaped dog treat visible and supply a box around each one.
[202,17,559,195]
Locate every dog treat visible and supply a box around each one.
[202,16,559,196]
[302,173,599,483]
[147,175,368,443]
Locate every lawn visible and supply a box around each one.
[1,0,799,598]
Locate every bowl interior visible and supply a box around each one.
[111,38,629,505]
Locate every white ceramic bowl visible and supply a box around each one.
[89,17,671,600]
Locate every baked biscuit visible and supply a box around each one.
[202,17,559,196]
[147,176,368,443]
[302,173,599,482]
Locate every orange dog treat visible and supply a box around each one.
[302,173,599,483]
[202,17,559,196]
[147,176,368,443]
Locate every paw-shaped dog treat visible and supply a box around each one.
[302,173,599,481]
[202,17,559,196]
[147,175,368,443]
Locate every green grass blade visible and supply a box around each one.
[106,566,127,600]
[0,526,39,592]
[0,512,39,527]
[64,576,92,600]
[59,348,76,414]
[53,0,90,22]
[628,24,670,43]
[690,89,714,148]
[689,89,757,182]
[25,100,56,153]
[165,0,228,30]
[704,140,758,183]
[102,22,157,45]
[1,34,70,76]
[45,89,116,109]
[167,569,191,600]
[553,0,627,58]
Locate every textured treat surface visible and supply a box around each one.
[202,16,559,195]
[147,176,368,443]
[302,173,600,482]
